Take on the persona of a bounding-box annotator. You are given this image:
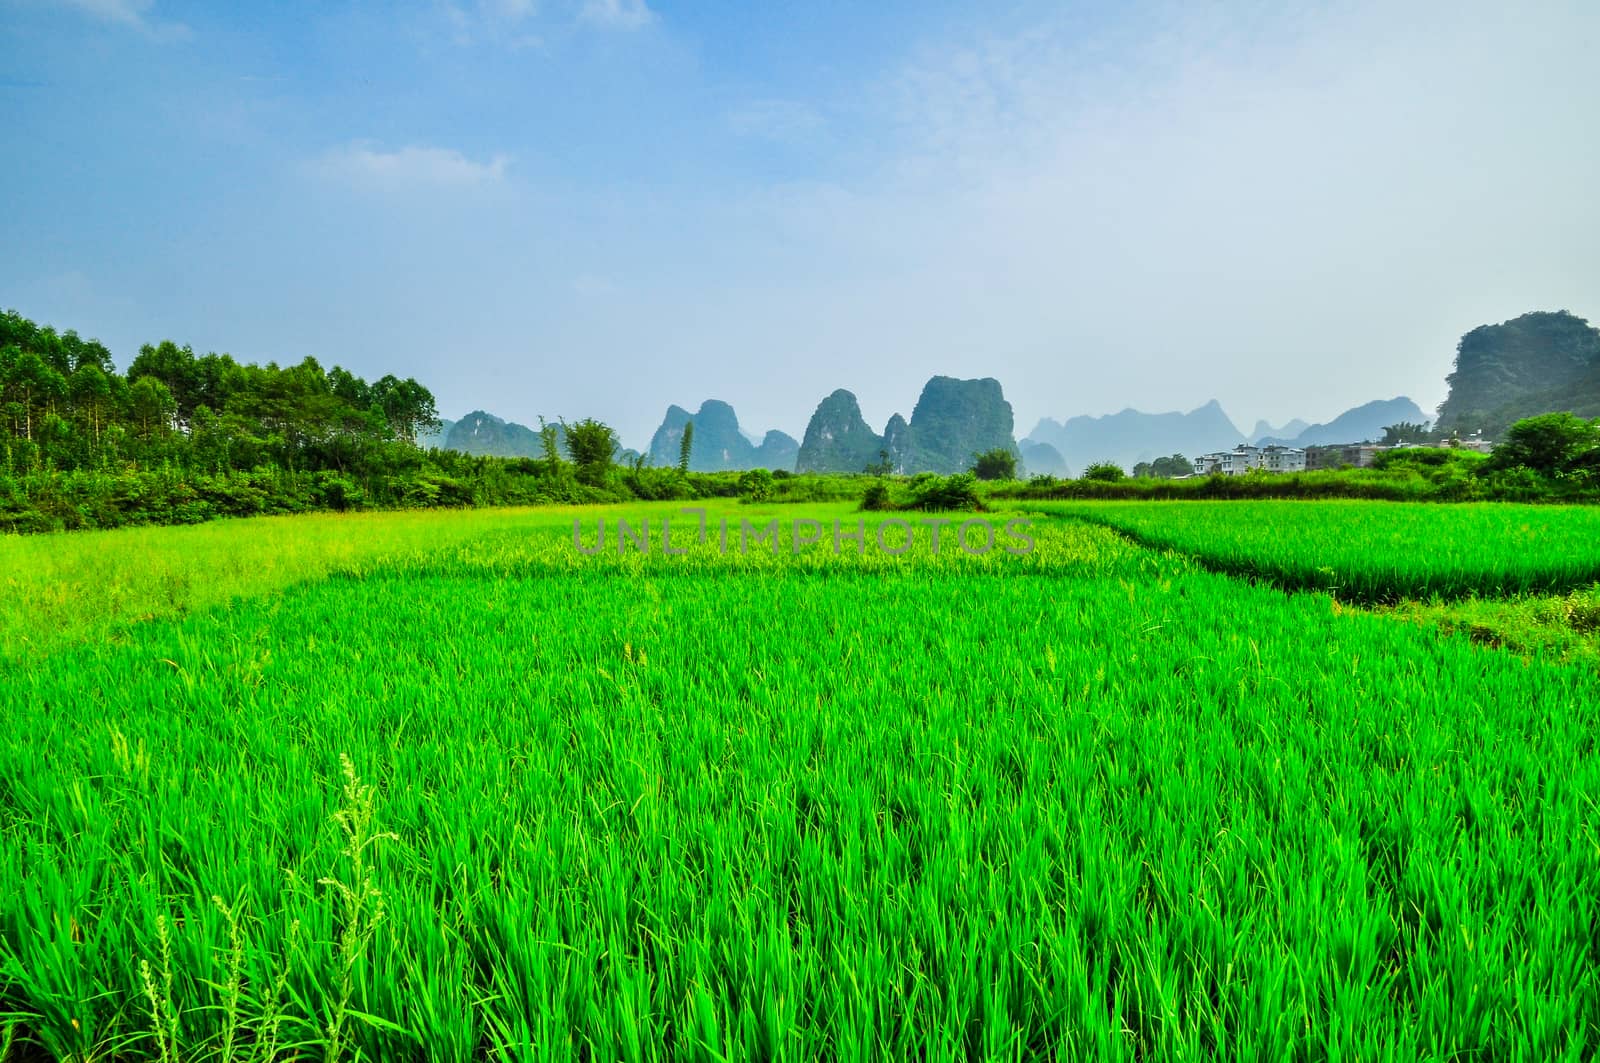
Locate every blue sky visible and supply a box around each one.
[3,0,1598,447]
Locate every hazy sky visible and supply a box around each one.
[3,0,1598,447]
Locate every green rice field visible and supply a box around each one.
[1044,499,1600,602]
[4,501,1600,1061]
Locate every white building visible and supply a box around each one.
[1193,444,1307,476]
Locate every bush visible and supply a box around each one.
[1081,462,1126,483]
[911,473,984,512]
[738,468,775,502]
[859,483,893,511]
[314,472,368,512]
[1484,413,1600,478]
[971,448,1018,481]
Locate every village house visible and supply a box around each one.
[1192,444,1307,476]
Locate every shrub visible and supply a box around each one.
[859,483,893,511]
[738,468,775,502]
[911,473,984,512]
[971,448,1018,481]
[1081,462,1126,482]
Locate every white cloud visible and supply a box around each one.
[309,143,510,188]
[57,0,190,41]
[578,0,653,31]
[435,0,543,48]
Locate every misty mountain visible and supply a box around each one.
[1025,400,1243,473]
[1019,439,1069,478]
[1435,310,1600,438]
[645,400,799,471]
[755,429,800,472]
[796,389,885,474]
[445,410,547,458]
[1249,418,1308,444]
[444,410,639,464]
[797,377,1019,474]
[1259,397,1428,446]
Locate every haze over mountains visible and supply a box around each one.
[646,401,799,473]
[426,310,1600,475]
[434,387,1424,476]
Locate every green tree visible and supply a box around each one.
[678,421,694,474]
[738,468,775,501]
[538,416,563,467]
[2,349,68,442]
[128,341,203,421]
[564,417,619,485]
[370,375,440,444]
[68,363,112,450]
[1381,422,1431,446]
[970,447,1017,480]
[1081,461,1126,482]
[128,376,177,440]
[1483,412,1600,477]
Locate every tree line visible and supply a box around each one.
[1,309,440,476]
[0,310,865,532]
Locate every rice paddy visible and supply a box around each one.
[4,500,1600,1060]
[1040,499,1600,602]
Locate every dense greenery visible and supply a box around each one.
[1436,310,1600,438]
[6,504,1600,1059]
[8,304,1600,534]
[1002,441,1600,503]
[1131,454,1190,478]
[0,310,857,532]
[970,447,1017,480]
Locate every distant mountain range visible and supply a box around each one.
[431,308,1600,476]
[431,391,1434,477]
[1025,400,1243,474]
[1024,396,1430,472]
[1249,417,1308,442]
[1255,397,1427,447]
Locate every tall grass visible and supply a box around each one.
[3,510,1600,1058]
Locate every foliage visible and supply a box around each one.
[862,449,893,476]
[858,482,893,511]
[969,447,1017,481]
[1482,412,1600,479]
[1436,309,1600,437]
[1380,422,1431,446]
[677,420,694,474]
[910,472,984,511]
[562,417,619,486]
[736,467,774,502]
[1131,454,1189,479]
[1080,462,1126,482]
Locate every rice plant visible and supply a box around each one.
[3,503,1599,1059]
